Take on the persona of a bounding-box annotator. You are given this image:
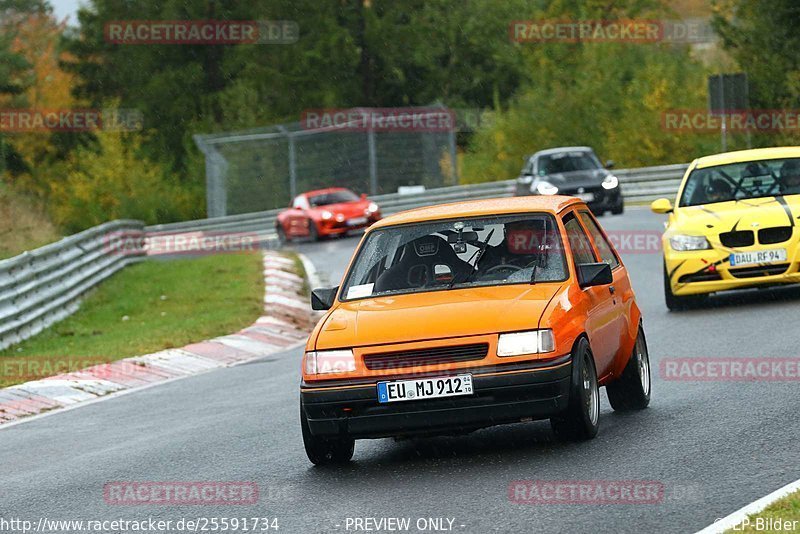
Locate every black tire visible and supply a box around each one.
[611,201,624,215]
[607,326,651,411]
[550,337,600,441]
[307,220,320,242]
[275,224,288,245]
[663,263,707,311]
[301,402,354,465]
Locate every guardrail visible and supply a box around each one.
[145,162,689,239]
[0,220,146,351]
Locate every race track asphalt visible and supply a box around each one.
[1,207,799,534]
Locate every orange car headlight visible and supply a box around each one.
[497,330,555,357]
[305,350,356,375]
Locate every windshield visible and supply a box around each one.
[679,158,800,207]
[538,152,601,175]
[341,214,567,300]
[308,190,359,207]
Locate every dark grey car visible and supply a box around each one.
[514,146,624,215]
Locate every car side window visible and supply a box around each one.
[292,196,308,209]
[562,212,597,266]
[579,211,620,269]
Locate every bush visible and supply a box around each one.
[49,130,201,232]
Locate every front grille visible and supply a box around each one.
[728,263,790,279]
[720,230,754,248]
[758,226,793,244]
[363,343,489,370]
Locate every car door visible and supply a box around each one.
[578,210,628,372]
[288,195,309,237]
[562,211,618,378]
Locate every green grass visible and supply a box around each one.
[726,489,800,533]
[0,252,266,387]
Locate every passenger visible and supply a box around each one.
[705,179,733,203]
[779,160,800,195]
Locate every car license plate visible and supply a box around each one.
[575,192,595,202]
[346,217,368,227]
[730,248,787,267]
[377,374,473,403]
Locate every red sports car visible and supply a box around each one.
[276,187,382,242]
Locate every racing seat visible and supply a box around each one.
[374,235,472,292]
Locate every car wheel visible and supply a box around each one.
[275,224,289,245]
[663,263,707,311]
[301,402,354,465]
[550,337,599,441]
[308,220,320,242]
[606,325,651,411]
[611,202,624,215]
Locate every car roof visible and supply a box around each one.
[302,187,351,197]
[369,196,583,230]
[530,146,595,159]
[694,146,800,169]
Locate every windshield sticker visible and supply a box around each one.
[347,283,374,299]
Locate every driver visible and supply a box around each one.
[481,219,547,270]
[705,178,733,203]
[779,160,800,195]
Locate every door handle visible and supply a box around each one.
[609,285,616,294]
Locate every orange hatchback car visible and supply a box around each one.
[300,196,651,464]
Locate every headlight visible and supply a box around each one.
[536,181,559,195]
[367,202,379,213]
[304,350,356,375]
[669,234,711,251]
[321,210,332,220]
[601,174,619,189]
[497,330,555,357]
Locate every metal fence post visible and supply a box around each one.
[448,128,458,185]
[287,131,298,200]
[367,127,378,195]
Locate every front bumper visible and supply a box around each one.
[301,356,572,439]
[665,245,800,296]
[515,186,623,211]
[319,213,381,235]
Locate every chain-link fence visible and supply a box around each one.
[195,106,460,217]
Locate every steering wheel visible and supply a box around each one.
[484,264,523,274]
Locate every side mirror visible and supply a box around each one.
[360,193,368,200]
[311,286,339,310]
[650,198,673,214]
[577,262,613,288]
[605,160,615,169]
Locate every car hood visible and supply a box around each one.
[315,200,369,217]
[672,196,800,236]
[314,283,563,349]
[543,169,608,189]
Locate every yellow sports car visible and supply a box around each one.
[651,146,800,310]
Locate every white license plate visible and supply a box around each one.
[730,248,787,267]
[377,374,473,403]
[575,192,595,202]
[346,217,368,227]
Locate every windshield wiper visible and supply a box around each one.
[449,229,494,289]
[531,220,548,285]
